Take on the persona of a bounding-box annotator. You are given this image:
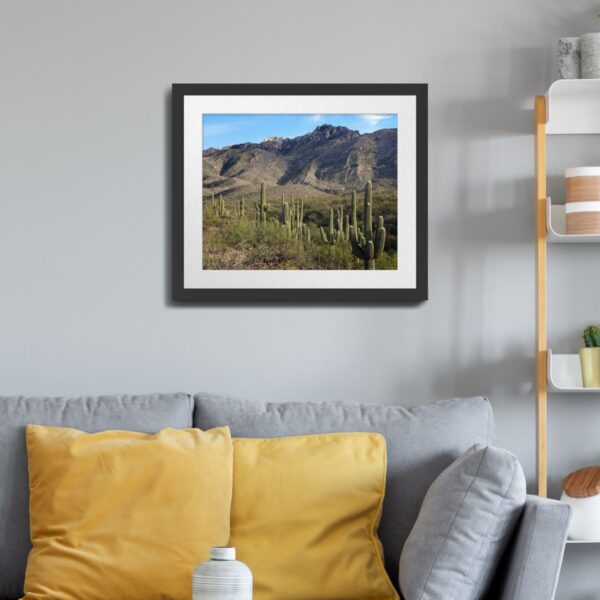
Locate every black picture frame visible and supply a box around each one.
[172,83,428,304]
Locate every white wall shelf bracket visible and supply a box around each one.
[548,349,600,393]
[546,197,600,243]
[546,80,600,135]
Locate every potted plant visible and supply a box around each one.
[580,325,600,387]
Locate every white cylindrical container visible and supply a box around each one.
[561,492,600,540]
[561,466,600,541]
[565,167,600,234]
[193,547,252,600]
[558,37,581,79]
[582,32,600,78]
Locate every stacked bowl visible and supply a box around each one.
[566,167,600,235]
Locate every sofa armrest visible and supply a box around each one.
[489,495,571,600]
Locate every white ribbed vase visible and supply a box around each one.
[193,547,252,600]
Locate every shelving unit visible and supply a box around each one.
[536,80,600,498]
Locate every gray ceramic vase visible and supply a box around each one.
[193,547,253,600]
[557,37,581,79]
[582,32,600,79]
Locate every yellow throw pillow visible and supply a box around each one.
[230,433,399,600]
[23,425,233,600]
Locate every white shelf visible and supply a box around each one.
[548,349,600,393]
[546,79,600,134]
[566,539,600,544]
[546,197,600,243]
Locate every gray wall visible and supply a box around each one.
[1,1,598,597]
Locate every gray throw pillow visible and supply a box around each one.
[399,445,526,600]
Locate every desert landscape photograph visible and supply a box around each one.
[202,113,399,270]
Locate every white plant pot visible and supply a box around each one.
[560,491,600,540]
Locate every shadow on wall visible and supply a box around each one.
[164,89,173,307]
[431,350,534,403]
[547,173,567,202]
[555,543,600,600]
[432,175,536,401]
[437,47,551,138]
[427,46,553,408]
[438,178,535,246]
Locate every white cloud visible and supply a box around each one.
[360,114,390,126]
[308,114,324,123]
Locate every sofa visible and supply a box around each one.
[0,393,570,600]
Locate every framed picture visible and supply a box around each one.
[172,84,427,303]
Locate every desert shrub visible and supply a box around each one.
[202,189,398,271]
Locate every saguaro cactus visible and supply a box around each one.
[350,190,358,240]
[281,201,292,233]
[254,183,270,225]
[320,209,338,245]
[295,198,304,230]
[280,196,309,243]
[238,196,245,218]
[215,194,229,217]
[349,181,387,270]
[299,223,311,243]
[320,205,347,245]
[584,326,600,347]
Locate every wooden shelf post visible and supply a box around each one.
[535,95,548,497]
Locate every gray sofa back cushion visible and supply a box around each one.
[0,393,193,600]
[193,393,495,588]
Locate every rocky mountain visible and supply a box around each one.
[203,124,397,198]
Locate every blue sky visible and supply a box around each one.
[202,113,397,149]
